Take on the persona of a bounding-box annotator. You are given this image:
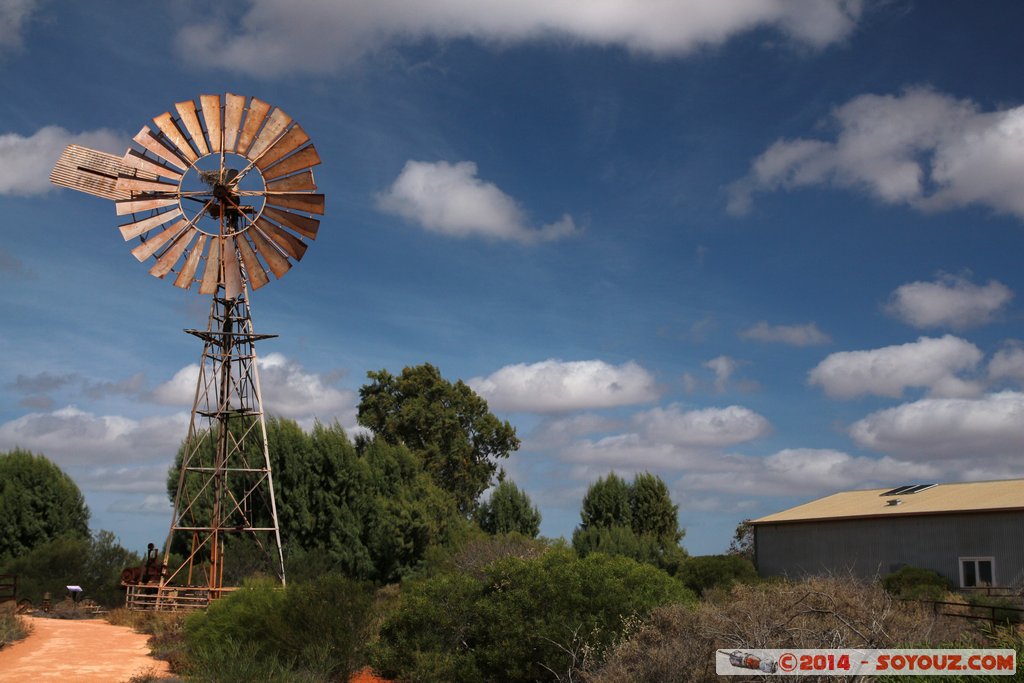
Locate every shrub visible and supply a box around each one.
[589,575,975,683]
[0,602,29,648]
[374,548,696,682]
[882,565,951,601]
[184,574,375,681]
[107,608,189,673]
[676,554,759,596]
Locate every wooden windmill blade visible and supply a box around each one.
[48,93,324,294]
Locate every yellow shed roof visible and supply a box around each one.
[751,479,1024,525]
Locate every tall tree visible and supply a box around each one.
[728,518,755,562]
[579,472,632,530]
[629,472,683,545]
[166,418,462,583]
[573,471,686,572]
[0,449,90,561]
[475,480,542,538]
[357,364,520,513]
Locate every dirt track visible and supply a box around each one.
[0,615,171,682]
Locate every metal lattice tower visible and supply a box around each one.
[160,290,285,605]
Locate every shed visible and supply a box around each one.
[750,479,1024,589]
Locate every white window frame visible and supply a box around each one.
[959,556,996,588]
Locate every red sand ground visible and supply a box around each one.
[0,616,393,682]
[350,667,393,683]
[0,615,171,682]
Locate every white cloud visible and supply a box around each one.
[376,160,579,244]
[527,413,622,449]
[740,321,831,346]
[729,87,1024,219]
[678,448,937,497]
[885,274,1013,329]
[470,359,658,413]
[257,353,357,424]
[0,0,36,53]
[632,403,770,447]
[0,126,125,196]
[176,0,863,77]
[808,335,984,399]
[704,356,738,393]
[988,344,1024,385]
[152,354,357,425]
[0,405,188,466]
[558,403,771,471]
[849,391,1024,459]
[108,495,173,516]
[150,365,199,405]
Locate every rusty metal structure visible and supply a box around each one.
[50,94,324,609]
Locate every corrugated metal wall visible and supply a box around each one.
[755,511,1024,586]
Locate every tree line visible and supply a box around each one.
[1,362,763,681]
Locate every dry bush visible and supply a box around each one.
[588,575,977,683]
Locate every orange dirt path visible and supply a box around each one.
[0,615,171,682]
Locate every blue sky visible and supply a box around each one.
[3,1,1024,556]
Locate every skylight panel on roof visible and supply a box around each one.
[881,484,935,496]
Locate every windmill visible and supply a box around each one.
[51,94,324,609]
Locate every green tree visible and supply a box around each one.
[579,472,632,530]
[0,530,139,607]
[727,518,755,562]
[475,480,541,537]
[357,364,520,513]
[167,418,462,584]
[0,449,90,561]
[630,472,682,545]
[573,471,686,571]
[373,548,696,683]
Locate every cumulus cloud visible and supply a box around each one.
[988,344,1024,385]
[704,356,738,393]
[0,0,36,53]
[849,391,1024,460]
[808,335,984,399]
[470,359,658,413]
[728,87,1024,219]
[740,321,831,346]
[77,464,171,494]
[678,448,937,497]
[152,354,357,425]
[0,405,189,466]
[108,495,173,515]
[176,0,863,77]
[257,353,357,423]
[632,404,770,447]
[527,413,622,449]
[377,160,579,244]
[559,403,771,470]
[0,126,124,196]
[885,274,1013,329]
